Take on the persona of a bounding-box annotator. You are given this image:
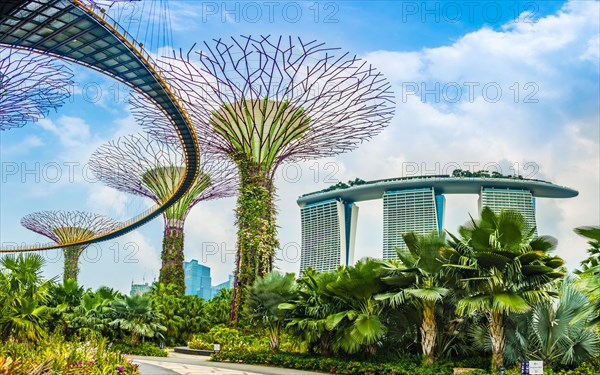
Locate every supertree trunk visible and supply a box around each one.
[230,157,278,326]
[63,246,85,283]
[21,211,119,285]
[159,218,186,295]
[131,36,395,322]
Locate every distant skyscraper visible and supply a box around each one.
[130,282,151,296]
[299,199,358,273]
[184,260,212,300]
[479,188,537,232]
[383,188,445,259]
[297,176,577,274]
[211,274,235,299]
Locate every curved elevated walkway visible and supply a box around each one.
[0,0,199,252]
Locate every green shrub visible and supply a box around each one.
[211,351,457,375]
[0,336,138,374]
[211,351,600,375]
[188,337,214,350]
[112,342,167,357]
[546,356,600,375]
[189,325,276,352]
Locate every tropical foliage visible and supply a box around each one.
[2,213,599,375]
[575,226,600,325]
[110,295,166,346]
[377,232,450,364]
[0,254,54,342]
[213,211,600,374]
[443,207,565,370]
[245,272,296,351]
[0,336,138,374]
[212,349,600,375]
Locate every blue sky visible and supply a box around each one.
[1,0,599,293]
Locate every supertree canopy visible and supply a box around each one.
[0,48,73,131]
[131,35,395,323]
[21,211,120,282]
[89,133,238,294]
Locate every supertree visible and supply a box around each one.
[0,48,73,131]
[21,211,120,282]
[88,133,237,294]
[131,35,395,323]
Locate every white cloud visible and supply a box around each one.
[344,1,599,268]
[0,135,44,155]
[86,184,129,218]
[268,0,600,273]
[38,116,91,148]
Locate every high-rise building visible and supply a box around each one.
[479,188,536,232]
[184,260,212,300]
[297,175,577,274]
[130,282,151,296]
[211,274,235,299]
[299,199,358,273]
[383,188,445,259]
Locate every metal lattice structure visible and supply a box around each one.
[21,211,120,281]
[89,132,238,222]
[0,0,200,252]
[0,48,73,131]
[133,35,395,324]
[133,35,395,172]
[88,132,237,292]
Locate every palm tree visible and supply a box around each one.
[575,226,600,326]
[205,288,234,327]
[67,291,116,338]
[47,279,85,335]
[110,295,166,346]
[245,272,296,351]
[94,286,123,300]
[574,226,600,273]
[470,276,600,368]
[528,276,600,367]
[180,295,208,343]
[50,279,85,307]
[0,254,54,342]
[148,283,185,345]
[376,232,450,365]
[443,207,565,371]
[280,268,340,356]
[324,259,386,356]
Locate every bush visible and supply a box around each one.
[188,337,214,350]
[189,326,266,352]
[211,351,600,375]
[211,351,457,375]
[546,356,600,375]
[189,326,302,353]
[0,336,138,374]
[112,342,167,357]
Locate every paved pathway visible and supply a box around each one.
[132,351,325,375]
[134,362,179,375]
